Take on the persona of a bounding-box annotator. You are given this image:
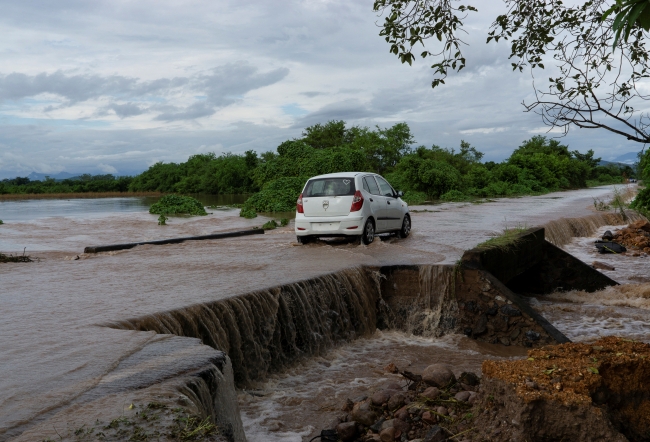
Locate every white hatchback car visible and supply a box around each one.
[295,172,411,244]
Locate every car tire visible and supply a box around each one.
[398,214,411,238]
[361,218,375,245]
[297,235,312,244]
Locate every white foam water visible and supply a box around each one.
[563,224,650,285]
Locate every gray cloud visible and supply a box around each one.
[0,71,141,103]
[0,0,643,177]
[291,100,378,129]
[300,91,325,98]
[0,63,288,121]
[155,63,289,121]
[105,102,145,118]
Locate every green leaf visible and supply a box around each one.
[588,367,599,374]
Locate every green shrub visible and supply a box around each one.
[149,195,207,216]
[482,181,512,196]
[441,189,470,201]
[401,190,428,205]
[262,220,278,230]
[240,177,305,216]
[158,214,168,225]
[239,206,257,218]
[630,187,650,211]
[0,220,3,225]
[280,218,289,226]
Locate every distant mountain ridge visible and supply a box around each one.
[26,171,80,181]
[610,151,642,165]
[1,169,142,181]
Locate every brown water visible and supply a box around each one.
[0,194,250,223]
[1,184,648,441]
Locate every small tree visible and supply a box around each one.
[373,0,650,144]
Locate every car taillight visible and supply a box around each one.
[350,190,363,212]
[296,193,304,213]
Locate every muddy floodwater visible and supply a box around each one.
[1,185,649,441]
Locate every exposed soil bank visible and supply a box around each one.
[300,337,650,442]
[477,337,650,442]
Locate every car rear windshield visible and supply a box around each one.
[303,177,356,197]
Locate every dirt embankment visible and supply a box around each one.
[612,219,650,254]
[478,337,650,442]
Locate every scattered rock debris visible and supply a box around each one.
[314,337,650,441]
[326,363,479,442]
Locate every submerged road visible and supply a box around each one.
[0,185,638,440]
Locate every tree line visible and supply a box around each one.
[0,120,642,215]
[0,174,133,194]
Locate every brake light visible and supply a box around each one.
[350,190,363,212]
[296,193,304,213]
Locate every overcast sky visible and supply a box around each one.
[0,0,643,178]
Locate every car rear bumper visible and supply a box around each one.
[295,214,364,236]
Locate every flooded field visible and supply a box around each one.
[1,185,649,441]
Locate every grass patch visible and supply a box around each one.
[610,187,630,222]
[476,225,529,251]
[149,195,207,216]
[593,197,611,211]
[42,402,221,442]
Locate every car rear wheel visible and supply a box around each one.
[398,214,411,238]
[361,218,375,245]
[297,235,313,244]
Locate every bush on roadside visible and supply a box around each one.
[401,190,428,205]
[630,187,650,213]
[149,195,207,216]
[441,189,470,201]
[239,177,304,217]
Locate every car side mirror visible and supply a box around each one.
[397,190,404,198]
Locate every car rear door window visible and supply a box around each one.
[304,178,356,197]
[363,176,381,195]
[375,176,395,197]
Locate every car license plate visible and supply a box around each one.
[312,222,340,231]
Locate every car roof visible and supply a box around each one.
[307,172,372,180]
